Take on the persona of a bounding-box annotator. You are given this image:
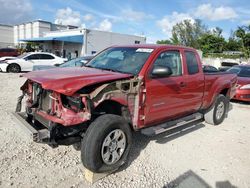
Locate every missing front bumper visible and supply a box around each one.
[12,112,50,142]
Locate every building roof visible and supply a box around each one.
[14,20,79,28]
[19,34,83,43]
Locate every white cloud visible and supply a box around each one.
[96,19,112,31]
[83,14,94,22]
[55,7,82,26]
[0,0,33,24]
[157,12,194,37]
[121,8,152,22]
[241,19,250,25]
[194,4,237,21]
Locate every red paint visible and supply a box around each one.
[22,45,237,129]
[23,67,132,96]
[234,76,250,102]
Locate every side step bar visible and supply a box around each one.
[141,113,203,136]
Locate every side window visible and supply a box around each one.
[153,51,182,76]
[185,51,199,74]
[26,54,40,60]
[39,54,55,60]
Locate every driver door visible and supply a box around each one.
[144,50,188,126]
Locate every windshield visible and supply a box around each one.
[59,57,84,67]
[86,47,153,75]
[227,66,250,77]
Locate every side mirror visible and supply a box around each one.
[151,65,172,78]
[54,64,60,67]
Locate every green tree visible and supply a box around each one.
[211,27,223,37]
[235,25,250,57]
[25,42,37,52]
[223,37,241,51]
[156,39,172,44]
[171,19,207,48]
[197,33,225,54]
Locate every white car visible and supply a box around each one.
[0,52,66,73]
[0,56,17,61]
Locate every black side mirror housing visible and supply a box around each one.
[151,65,172,78]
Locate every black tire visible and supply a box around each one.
[7,63,21,73]
[81,114,132,173]
[204,94,229,125]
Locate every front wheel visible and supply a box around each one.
[81,114,132,173]
[204,94,229,125]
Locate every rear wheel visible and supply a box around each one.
[204,94,229,125]
[7,63,21,73]
[81,114,132,173]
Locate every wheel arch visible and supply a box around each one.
[7,63,21,72]
[219,87,230,98]
[94,99,133,128]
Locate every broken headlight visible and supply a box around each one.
[62,95,84,111]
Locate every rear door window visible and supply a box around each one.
[26,54,40,60]
[185,51,199,75]
[39,54,55,60]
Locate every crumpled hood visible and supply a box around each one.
[23,67,133,95]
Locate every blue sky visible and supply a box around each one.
[1,0,250,43]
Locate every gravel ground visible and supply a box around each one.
[0,73,250,188]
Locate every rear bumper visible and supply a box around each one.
[12,112,50,142]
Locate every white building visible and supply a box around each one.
[14,20,77,46]
[20,27,146,58]
[1,20,146,58]
[0,24,14,48]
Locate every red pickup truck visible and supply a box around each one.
[13,45,237,173]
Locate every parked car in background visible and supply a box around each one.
[0,56,17,62]
[219,62,239,72]
[0,52,66,73]
[227,65,250,102]
[33,56,93,71]
[202,65,219,73]
[0,48,19,58]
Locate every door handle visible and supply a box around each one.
[179,82,187,87]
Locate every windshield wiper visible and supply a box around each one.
[85,65,131,75]
[99,67,131,74]
[85,64,95,68]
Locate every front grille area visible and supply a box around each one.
[39,90,52,112]
[40,90,51,111]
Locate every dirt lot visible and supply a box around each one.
[0,73,250,188]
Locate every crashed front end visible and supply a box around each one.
[13,80,93,147]
[13,76,142,147]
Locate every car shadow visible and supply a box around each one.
[230,99,250,106]
[118,122,205,172]
[163,170,237,188]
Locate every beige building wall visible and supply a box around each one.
[0,24,14,48]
